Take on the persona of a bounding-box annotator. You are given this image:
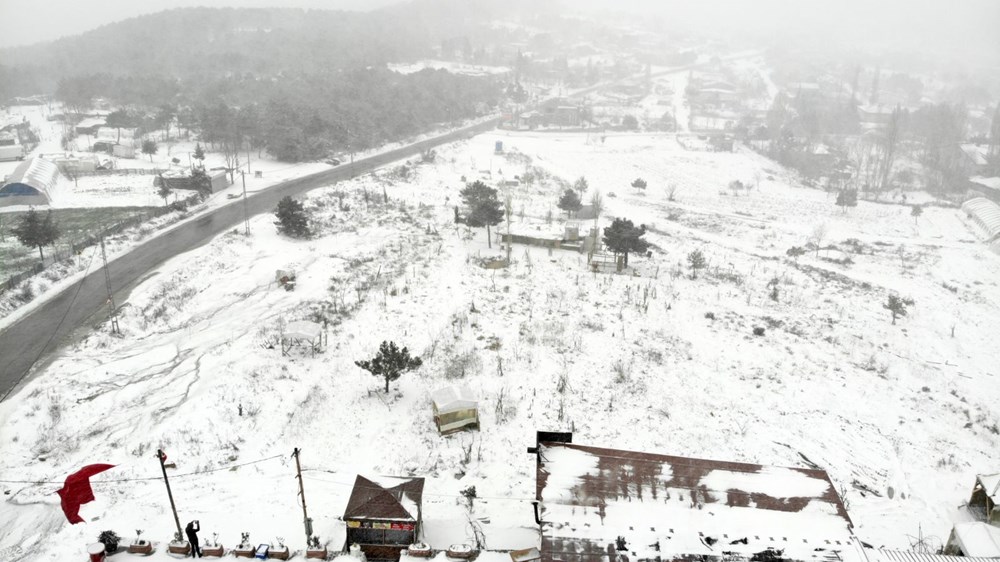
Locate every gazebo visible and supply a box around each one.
[431,385,479,435]
[281,320,324,356]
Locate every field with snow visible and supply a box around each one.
[1,131,999,561]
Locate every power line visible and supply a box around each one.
[0,454,284,485]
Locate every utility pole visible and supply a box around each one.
[100,236,120,334]
[292,448,313,545]
[241,171,250,236]
[157,449,183,542]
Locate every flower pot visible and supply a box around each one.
[128,540,154,555]
[202,544,224,557]
[269,545,290,560]
[408,543,433,558]
[234,545,256,558]
[167,540,191,555]
[306,546,329,560]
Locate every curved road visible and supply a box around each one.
[0,118,500,399]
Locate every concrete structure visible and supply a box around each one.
[0,157,62,207]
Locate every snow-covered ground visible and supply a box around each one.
[1,132,998,561]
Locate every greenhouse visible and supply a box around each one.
[961,197,1000,241]
[431,385,479,435]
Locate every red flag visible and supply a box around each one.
[55,464,115,524]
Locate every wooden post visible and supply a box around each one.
[157,449,183,541]
[293,448,313,545]
[241,171,250,236]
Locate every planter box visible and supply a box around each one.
[128,541,154,555]
[447,544,475,559]
[306,547,328,559]
[202,544,225,557]
[269,545,290,560]
[234,545,256,558]
[168,541,191,555]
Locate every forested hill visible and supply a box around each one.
[0,0,546,97]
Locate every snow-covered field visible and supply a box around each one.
[1,132,998,561]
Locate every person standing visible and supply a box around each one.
[185,520,201,558]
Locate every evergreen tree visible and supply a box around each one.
[12,208,61,260]
[460,180,504,248]
[274,196,311,238]
[141,139,158,162]
[355,340,422,393]
[687,249,707,278]
[193,143,206,167]
[157,175,172,206]
[574,176,589,198]
[911,205,923,223]
[557,188,582,218]
[883,294,914,324]
[631,178,647,192]
[602,217,649,269]
[836,188,858,212]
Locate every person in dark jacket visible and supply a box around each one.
[185,520,201,557]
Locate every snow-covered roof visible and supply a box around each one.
[75,117,106,129]
[536,441,854,562]
[951,522,1000,558]
[285,320,321,341]
[960,144,989,167]
[431,385,477,414]
[0,157,63,202]
[344,475,423,522]
[961,198,1000,240]
[970,176,1000,192]
[977,473,1000,501]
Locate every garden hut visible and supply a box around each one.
[431,385,479,435]
[343,475,424,561]
[945,522,1000,558]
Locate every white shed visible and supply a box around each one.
[431,385,479,435]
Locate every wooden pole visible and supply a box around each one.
[157,449,183,541]
[292,448,312,545]
[241,171,250,236]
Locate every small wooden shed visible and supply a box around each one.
[431,385,479,435]
[344,475,424,561]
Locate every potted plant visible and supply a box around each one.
[97,530,121,555]
[446,543,475,559]
[167,531,191,555]
[306,535,328,559]
[127,529,154,555]
[234,533,255,558]
[407,542,432,558]
[202,532,224,557]
[269,536,290,561]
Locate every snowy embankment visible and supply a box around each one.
[1,132,998,561]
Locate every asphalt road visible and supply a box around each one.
[0,118,500,399]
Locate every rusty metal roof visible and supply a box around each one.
[343,474,424,522]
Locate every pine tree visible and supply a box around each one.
[355,340,423,393]
[274,196,311,238]
[193,143,206,167]
[631,178,647,192]
[157,176,172,206]
[557,189,582,218]
[911,205,923,223]
[602,217,649,269]
[12,208,61,260]
[574,176,589,198]
[460,181,504,248]
[687,249,706,278]
[883,294,914,325]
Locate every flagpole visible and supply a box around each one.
[157,449,183,541]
